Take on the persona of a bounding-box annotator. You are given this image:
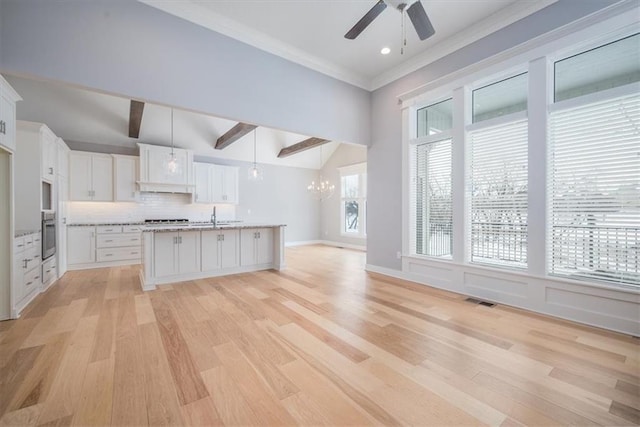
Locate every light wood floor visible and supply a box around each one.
[1,245,638,426]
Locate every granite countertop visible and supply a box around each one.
[143,223,286,232]
[67,222,145,227]
[15,229,40,238]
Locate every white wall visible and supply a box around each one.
[0,0,370,147]
[319,144,367,248]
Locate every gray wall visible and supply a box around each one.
[320,144,367,247]
[366,0,621,270]
[0,0,370,146]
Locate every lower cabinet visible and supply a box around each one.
[13,231,42,313]
[67,226,96,265]
[201,229,239,271]
[153,231,201,278]
[240,228,273,267]
[42,256,58,288]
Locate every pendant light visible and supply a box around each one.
[307,144,334,200]
[164,108,181,176]
[247,128,263,181]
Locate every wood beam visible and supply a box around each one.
[128,100,145,139]
[215,123,257,150]
[277,137,329,158]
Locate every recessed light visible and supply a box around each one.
[380,47,391,55]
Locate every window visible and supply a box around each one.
[340,163,366,238]
[411,99,453,258]
[469,74,528,269]
[549,36,640,288]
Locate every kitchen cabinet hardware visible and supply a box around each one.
[0,120,5,134]
[17,243,24,248]
[23,259,28,269]
[105,253,113,257]
[105,240,113,243]
[48,167,53,175]
[26,281,32,286]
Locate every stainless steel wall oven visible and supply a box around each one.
[42,211,56,260]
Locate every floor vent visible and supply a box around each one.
[465,297,496,307]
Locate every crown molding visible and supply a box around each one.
[140,0,561,92]
[138,0,371,90]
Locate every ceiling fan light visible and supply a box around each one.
[380,47,391,55]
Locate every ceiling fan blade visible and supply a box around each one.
[344,0,387,40]
[407,1,435,41]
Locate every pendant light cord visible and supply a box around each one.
[170,108,175,156]
[253,129,257,165]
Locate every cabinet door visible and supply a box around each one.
[114,156,138,202]
[220,229,239,269]
[256,228,274,265]
[67,227,95,265]
[240,229,257,267]
[222,166,239,204]
[42,136,57,181]
[193,163,211,203]
[13,254,24,300]
[57,175,68,275]
[0,93,16,152]
[177,231,200,274]
[154,232,177,278]
[57,140,69,177]
[69,152,93,201]
[91,155,113,201]
[201,230,220,271]
[211,165,224,203]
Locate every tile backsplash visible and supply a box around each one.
[67,192,236,224]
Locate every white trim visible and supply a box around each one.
[367,260,640,336]
[140,0,559,91]
[320,240,366,252]
[465,110,528,133]
[399,1,639,107]
[67,259,141,271]
[285,240,323,247]
[549,81,640,113]
[409,130,453,146]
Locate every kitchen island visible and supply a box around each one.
[140,223,285,291]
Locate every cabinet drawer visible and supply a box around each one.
[42,257,57,283]
[97,247,142,262]
[97,225,123,234]
[97,233,141,248]
[23,267,41,298]
[122,225,143,233]
[14,236,26,253]
[24,234,34,248]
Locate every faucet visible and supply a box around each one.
[211,206,217,227]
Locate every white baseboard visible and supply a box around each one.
[285,240,366,251]
[285,240,323,247]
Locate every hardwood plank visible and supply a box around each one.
[111,334,147,426]
[180,397,222,427]
[0,346,43,415]
[150,293,209,405]
[70,358,114,426]
[138,323,184,426]
[89,298,118,362]
[0,403,43,427]
[133,294,156,325]
[610,400,640,425]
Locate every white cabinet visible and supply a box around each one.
[13,232,42,312]
[138,143,194,193]
[69,151,113,201]
[67,226,96,265]
[153,231,201,278]
[0,77,20,153]
[193,163,239,204]
[41,130,57,182]
[240,228,273,267]
[57,138,69,177]
[212,165,238,204]
[113,155,138,202]
[193,162,212,203]
[96,225,142,262]
[201,229,239,271]
[42,256,58,289]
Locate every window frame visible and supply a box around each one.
[339,162,367,239]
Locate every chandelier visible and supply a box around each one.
[307,144,334,199]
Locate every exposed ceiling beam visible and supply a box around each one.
[128,100,145,138]
[277,137,329,158]
[215,122,257,149]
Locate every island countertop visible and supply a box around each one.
[142,223,286,232]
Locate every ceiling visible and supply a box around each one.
[141,0,558,90]
[5,75,345,169]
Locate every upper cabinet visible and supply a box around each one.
[212,165,238,204]
[137,143,194,193]
[0,76,21,153]
[193,162,239,205]
[56,138,69,178]
[40,126,57,182]
[113,154,138,202]
[69,151,113,201]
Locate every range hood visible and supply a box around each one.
[137,143,195,194]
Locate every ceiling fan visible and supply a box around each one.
[345,0,435,41]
